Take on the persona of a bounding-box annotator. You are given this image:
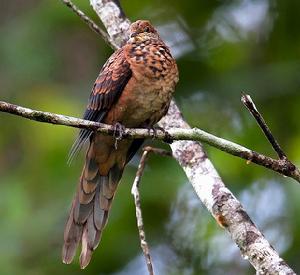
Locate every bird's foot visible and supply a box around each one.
[113,122,126,149]
[146,126,158,139]
[147,125,173,144]
[158,126,173,144]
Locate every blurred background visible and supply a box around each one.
[0,0,300,274]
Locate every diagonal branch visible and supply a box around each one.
[241,94,287,160]
[159,101,297,275]
[60,0,117,49]
[1,100,299,182]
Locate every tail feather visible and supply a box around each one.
[73,198,93,224]
[80,218,94,268]
[62,146,123,269]
[93,185,106,230]
[93,230,103,249]
[62,197,83,264]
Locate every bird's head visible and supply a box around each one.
[129,20,160,42]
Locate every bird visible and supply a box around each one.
[62,20,179,269]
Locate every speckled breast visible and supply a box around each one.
[124,38,179,126]
[104,38,178,128]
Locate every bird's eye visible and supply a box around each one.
[144,27,150,32]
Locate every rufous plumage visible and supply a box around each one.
[63,20,178,268]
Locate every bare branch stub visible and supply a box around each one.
[131,146,172,275]
[241,93,287,160]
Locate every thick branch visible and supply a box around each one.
[90,0,130,48]
[1,100,299,183]
[160,101,296,275]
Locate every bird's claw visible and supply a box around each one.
[113,122,126,149]
[147,126,158,139]
[159,127,173,144]
[147,126,173,144]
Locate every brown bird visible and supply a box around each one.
[62,20,178,269]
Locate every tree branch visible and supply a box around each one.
[1,100,299,183]
[90,0,130,48]
[241,94,287,160]
[60,0,117,49]
[159,101,296,275]
[131,146,172,275]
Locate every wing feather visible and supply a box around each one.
[68,49,132,163]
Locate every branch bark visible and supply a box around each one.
[131,146,172,275]
[61,0,115,48]
[1,100,299,183]
[87,1,296,274]
[131,148,155,275]
[241,94,287,160]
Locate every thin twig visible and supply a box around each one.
[1,100,299,182]
[60,0,117,49]
[131,146,172,275]
[241,94,287,160]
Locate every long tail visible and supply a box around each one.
[62,142,123,269]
